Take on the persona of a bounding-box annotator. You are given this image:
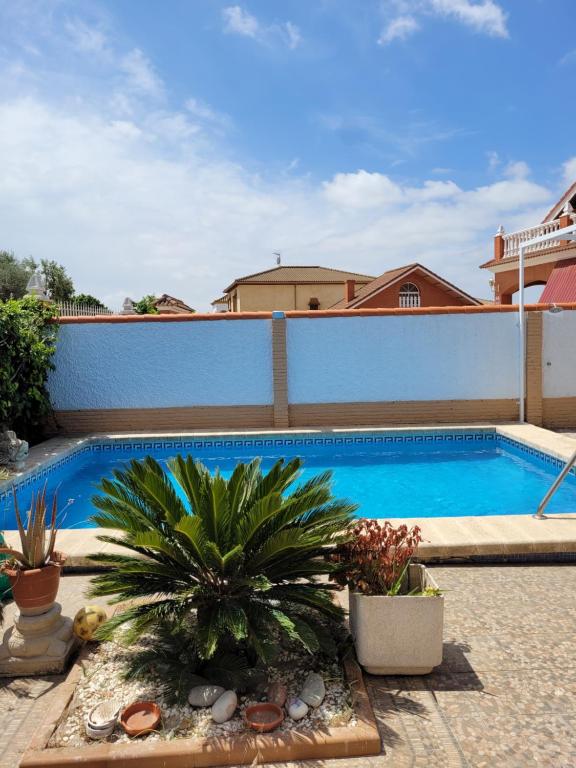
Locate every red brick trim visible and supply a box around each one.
[56,311,272,324]
[54,303,576,325]
[285,303,576,319]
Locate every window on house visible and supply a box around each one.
[399,283,420,308]
[309,297,320,310]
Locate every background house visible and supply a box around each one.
[332,263,481,309]
[153,294,195,314]
[483,182,576,304]
[221,265,375,312]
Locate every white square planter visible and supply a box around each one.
[348,564,444,675]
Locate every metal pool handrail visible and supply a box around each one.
[534,446,576,519]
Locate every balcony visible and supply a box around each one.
[492,203,576,265]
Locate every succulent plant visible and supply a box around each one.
[0,485,59,570]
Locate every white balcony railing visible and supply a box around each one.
[501,219,564,260]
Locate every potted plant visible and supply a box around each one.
[0,486,65,614]
[331,520,443,675]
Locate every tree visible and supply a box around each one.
[88,456,356,664]
[0,297,58,440]
[0,251,31,301]
[72,293,108,310]
[0,253,75,302]
[134,294,158,314]
[38,259,75,302]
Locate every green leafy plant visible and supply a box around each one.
[71,293,108,310]
[330,520,422,596]
[0,296,58,440]
[123,618,266,704]
[133,294,158,314]
[0,485,60,570]
[88,455,357,664]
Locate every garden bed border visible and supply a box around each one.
[19,648,380,767]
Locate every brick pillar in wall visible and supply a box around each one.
[271,312,290,428]
[525,311,543,427]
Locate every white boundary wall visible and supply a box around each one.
[286,313,520,404]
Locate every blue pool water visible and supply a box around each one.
[1,432,576,528]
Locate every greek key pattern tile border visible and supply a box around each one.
[2,429,572,506]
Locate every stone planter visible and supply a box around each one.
[348,564,444,675]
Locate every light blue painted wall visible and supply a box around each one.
[48,320,273,410]
[286,314,520,403]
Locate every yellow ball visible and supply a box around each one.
[73,605,107,641]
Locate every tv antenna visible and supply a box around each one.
[273,251,281,265]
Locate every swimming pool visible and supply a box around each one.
[1,430,575,528]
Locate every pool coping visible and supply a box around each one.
[2,423,576,564]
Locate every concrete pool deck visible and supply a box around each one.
[2,423,576,565]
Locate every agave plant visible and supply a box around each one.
[88,455,357,663]
[0,485,59,569]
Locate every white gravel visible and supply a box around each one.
[49,637,356,748]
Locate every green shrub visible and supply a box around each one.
[88,456,356,664]
[0,297,58,440]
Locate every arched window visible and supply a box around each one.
[399,283,420,308]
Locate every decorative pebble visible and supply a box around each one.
[300,672,326,708]
[287,697,309,721]
[188,685,225,707]
[47,633,354,747]
[267,682,287,708]
[211,690,238,724]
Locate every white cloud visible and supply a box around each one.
[0,3,556,311]
[222,5,302,49]
[379,0,509,45]
[504,160,530,180]
[563,157,576,187]
[324,171,405,208]
[428,0,508,38]
[185,98,230,130]
[378,15,419,45]
[284,21,302,50]
[222,6,260,39]
[65,18,108,54]
[120,49,163,98]
[559,49,576,68]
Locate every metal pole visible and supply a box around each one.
[534,446,576,519]
[518,244,525,423]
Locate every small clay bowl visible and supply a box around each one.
[245,703,284,733]
[120,701,161,737]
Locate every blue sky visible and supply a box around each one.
[1,0,575,309]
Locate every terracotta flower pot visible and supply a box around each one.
[5,553,66,615]
[245,703,284,733]
[120,701,161,737]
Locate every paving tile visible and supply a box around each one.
[4,566,576,768]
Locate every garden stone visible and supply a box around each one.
[211,690,237,723]
[267,681,287,708]
[188,685,225,707]
[287,697,308,720]
[300,672,325,708]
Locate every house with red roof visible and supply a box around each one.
[331,263,481,310]
[482,181,576,304]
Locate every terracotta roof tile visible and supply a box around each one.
[331,263,480,308]
[224,265,375,293]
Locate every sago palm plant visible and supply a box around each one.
[89,455,357,663]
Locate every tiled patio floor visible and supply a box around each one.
[2,565,576,768]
